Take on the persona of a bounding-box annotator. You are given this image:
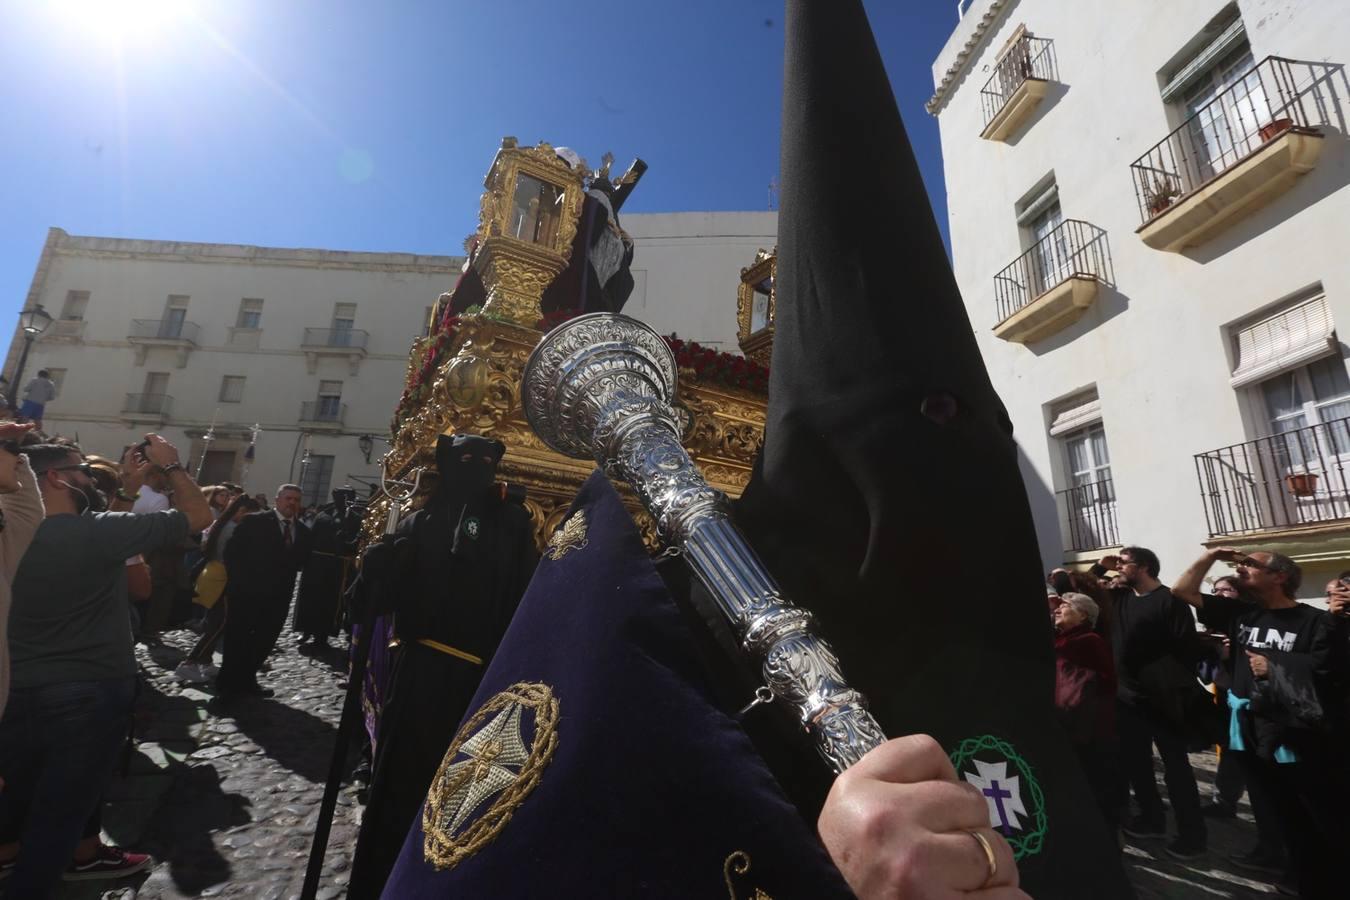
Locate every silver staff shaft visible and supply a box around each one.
[523,313,885,773]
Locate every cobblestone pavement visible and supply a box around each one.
[1121,750,1288,898]
[45,627,361,900]
[14,625,1286,900]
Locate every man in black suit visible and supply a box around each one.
[216,483,312,699]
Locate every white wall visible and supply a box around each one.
[623,211,778,350]
[932,0,1350,592]
[7,213,779,500]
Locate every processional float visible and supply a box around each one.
[362,138,883,772]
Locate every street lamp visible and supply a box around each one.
[358,433,374,464]
[9,304,53,413]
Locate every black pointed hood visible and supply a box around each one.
[735,3,1133,895]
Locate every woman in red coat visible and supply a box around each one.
[1054,592,1121,836]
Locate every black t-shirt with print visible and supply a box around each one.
[1198,593,1328,699]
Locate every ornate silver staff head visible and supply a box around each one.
[524,313,885,773]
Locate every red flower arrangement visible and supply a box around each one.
[391,315,463,434]
[535,308,769,393]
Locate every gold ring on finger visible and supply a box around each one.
[967,829,998,887]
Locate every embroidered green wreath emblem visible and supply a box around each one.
[949,734,1048,860]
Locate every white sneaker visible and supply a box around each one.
[172,662,208,684]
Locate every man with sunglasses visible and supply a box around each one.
[1174,547,1347,895]
[0,434,212,894]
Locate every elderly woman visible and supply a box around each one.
[1054,591,1120,832]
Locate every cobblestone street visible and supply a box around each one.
[38,628,361,900]
[5,625,1287,900]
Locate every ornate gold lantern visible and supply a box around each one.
[472,137,586,326]
[736,247,777,366]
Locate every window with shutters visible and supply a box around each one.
[300,454,335,507]
[317,380,343,418]
[331,303,357,347]
[1229,291,1335,389]
[1049,389,1119,552]
[60,290,90,321]
[219,375,246,403]
[160,295,189,339]
[1232,288,1350,463]
[237,298,263,329]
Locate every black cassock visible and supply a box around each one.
[347,491,537,900]
[292,506,358,638]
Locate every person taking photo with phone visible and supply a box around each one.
[0,434,211,895]
[1173,547,1348,896]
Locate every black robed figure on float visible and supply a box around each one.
[347,434,537,900]
[293,488,361,646]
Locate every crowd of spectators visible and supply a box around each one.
[1049,544,1350,897]
[0,424,329,897]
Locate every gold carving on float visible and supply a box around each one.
[363,141,768,555]
[736,248,777,367]
[473,137,586,327]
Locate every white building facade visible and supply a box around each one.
[931,0,1350,595]
[5,212,776,505]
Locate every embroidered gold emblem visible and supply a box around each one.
[544,509,589,561]
[723,851,774,900]
[422,682,560,871]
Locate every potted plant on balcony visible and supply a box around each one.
[1258,117,1294,143]
[1145,174,1182,216]
[1285,471,1319,497]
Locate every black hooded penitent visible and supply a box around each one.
[735,2,1134,896]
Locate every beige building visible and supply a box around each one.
[5,212,776,504]
[931,0,1350,595]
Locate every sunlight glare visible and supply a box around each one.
[52,0,194,44]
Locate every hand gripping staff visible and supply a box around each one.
[523,313,885,774]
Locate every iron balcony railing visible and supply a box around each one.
[980,34,1058,128]
[1057,478,1120,553]
[993,219,1114,324]
[129,319,200,343]
[300,400,346,424]
[1130,56,1343,224]
[1195,416,1350,538]
[123,393,173,416]
[303,327,369,350]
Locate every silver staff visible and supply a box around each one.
[523,313,885,773]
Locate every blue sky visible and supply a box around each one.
[0,0,959,326]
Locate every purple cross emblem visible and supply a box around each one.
[982,779,1014,833]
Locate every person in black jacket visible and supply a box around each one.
[1174,547,1347,896]
[1095,546,1207,859]
[215,484,312,699]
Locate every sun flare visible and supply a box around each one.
[52,0,193,44]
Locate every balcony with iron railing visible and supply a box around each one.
[302,328,369,374]
[980,33,1058,141]
[302,327,369,350]
[299,400,346,428]
[992,219,1114,344]
[122,393,173,419]
[1131,56,1340,251]
[1195,416,1350,539]
[1057,478,1120,554]
[128,318,200,343]
[127,318,200,367]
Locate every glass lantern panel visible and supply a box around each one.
[509,173,563,247]
[750,289,770,333]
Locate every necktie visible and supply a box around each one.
[283,519,293,549]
